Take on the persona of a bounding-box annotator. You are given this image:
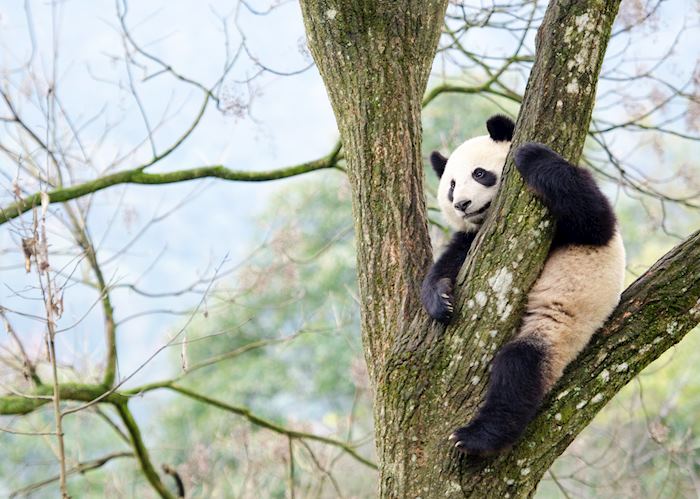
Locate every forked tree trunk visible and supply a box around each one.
[300,1,700,497]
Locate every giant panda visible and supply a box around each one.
[421,115,625,455]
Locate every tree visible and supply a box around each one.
[299,0,700,496]
[0,0,698,497]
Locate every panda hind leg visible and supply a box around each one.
[450,337,547,455]
[514,143,616,247]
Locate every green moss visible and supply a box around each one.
[0,383,127,415]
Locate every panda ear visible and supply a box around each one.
[486,114,515,142]
[430,151,448,178]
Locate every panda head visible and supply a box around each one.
[431,114,515,232]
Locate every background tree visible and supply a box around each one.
[0,0,698,497]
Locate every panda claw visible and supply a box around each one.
[421,277,455,324]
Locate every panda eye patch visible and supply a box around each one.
[472,168,497,187]
[448,179,455,202]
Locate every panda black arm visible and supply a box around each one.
[514,143,616,247]
[421,231,476,323]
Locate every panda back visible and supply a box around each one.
[518,229,625,387]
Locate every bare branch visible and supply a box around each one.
[0,144,342,226]
[9,451,134,498]
[131,383,378,470]
[115,402,177,499]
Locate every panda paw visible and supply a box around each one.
[514,142,563,180]
[421,277,454,324]
[449,422,509,456]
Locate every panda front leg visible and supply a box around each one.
[421,231,475,324]
[514,143,616,247]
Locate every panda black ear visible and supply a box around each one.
[430,151,448,178]
[486,114,515,142]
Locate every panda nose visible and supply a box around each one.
[454,199,471,212]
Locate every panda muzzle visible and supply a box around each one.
[464,202,491,218]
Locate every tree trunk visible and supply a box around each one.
[299,0,446,379]
[300,1,700,498]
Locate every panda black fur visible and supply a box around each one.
[422,115,625,455]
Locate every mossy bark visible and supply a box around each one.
[0,383,127,415]
[299,0,447,378]
[299,1,698,498]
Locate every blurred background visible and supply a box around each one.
[0,0,698,497]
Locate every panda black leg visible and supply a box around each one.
[450,338,547,455]
[514,143,616,247]
[421,231,475,324]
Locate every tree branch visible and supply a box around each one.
[0,143,342,226]
[0,309,41,386]
[9,451,133,498]
[58,199,119,387]
[115,402,177,499]
[0,383,127,415]
[422,82,522,107]
[128,383,378,470]
[300,0,448,381]
[443,0,624,368]
[0,380,377,471]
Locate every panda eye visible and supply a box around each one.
[450,179,456,188]
[473,168,485,179]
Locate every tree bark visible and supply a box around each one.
[300,1,700,498]
[299,0,447,379]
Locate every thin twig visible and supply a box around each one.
[9,451,133,498]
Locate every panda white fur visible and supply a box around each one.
[422,115,625,455]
